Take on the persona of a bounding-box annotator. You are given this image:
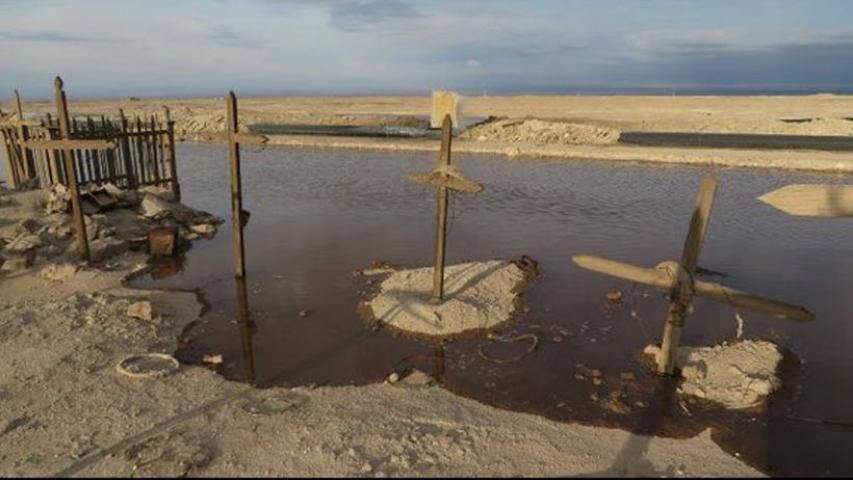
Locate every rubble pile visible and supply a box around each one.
[461,118,620,146]
[0,184,222,272]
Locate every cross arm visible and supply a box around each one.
[572,254,814,322]
[407,165,483,193]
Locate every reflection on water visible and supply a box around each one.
[133,143,853,475]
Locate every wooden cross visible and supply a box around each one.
[225,91,268,279]
[407,115,483,302]
[573,174,814,375]
[19,78,116,261]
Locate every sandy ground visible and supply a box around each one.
[3,94,852,172]
[0,186,763,477]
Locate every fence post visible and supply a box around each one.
[118,110,136,189]
[164,106,181,201]
[14,89,36,184]
[227,91,246,279]
[54,77,90,262]
[1,127,20,189]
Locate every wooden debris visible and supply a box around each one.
[148,226,178,256]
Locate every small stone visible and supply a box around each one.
[298,309,311,318]
[574,374,586,381]
[387,372,400,384]
[126,301,153,321]
[361,462,373,473]
[190,223,216,236]
[589,369,603,378]
[203,354,223,365]
[551,335,564,343]
[606,289,623,303]
[38,263,78,281]
[589,393,599,402]
[592,377,604,386]
[0,256,30,272]
[90,237,129,263]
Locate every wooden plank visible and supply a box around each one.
[432,115,452,300]
[227,91,247,279]
[758,184,853,217]
[119,112,136,189]
[681,175,718,275]
[229,132,268,145]
[135,117,146,184]
[54,77,90,261]
[149,115,161,185]
[0,127,20,188]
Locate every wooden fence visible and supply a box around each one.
[1,104,180,199]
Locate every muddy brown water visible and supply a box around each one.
[131,143,853,476]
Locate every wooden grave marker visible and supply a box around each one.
[20,78,116,261]
[408,115,483,302]
[573,174,814,375]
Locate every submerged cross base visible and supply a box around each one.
[364,259,536,338]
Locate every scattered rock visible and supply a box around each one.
[4,233,42,254]
[0,256,30,272]
[190,223,216,236]
[298,309,311,318]
[37,263,78,281]
[606,289,623,303]
[386,372,400,384]
[90,237,129,263]
[203,354,223,365]
[126,301,154,321]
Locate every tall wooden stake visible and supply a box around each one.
[227,91,246,278]
[164,106,181,201]
[54,77,90,262]
[658,175,717,374]
[433,115,452,301]
[14,89,36,183]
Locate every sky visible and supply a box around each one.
[2,0,853,99]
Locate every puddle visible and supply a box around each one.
[132,143,853,475]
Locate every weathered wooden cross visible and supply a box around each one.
[407,115,483,302]
[573,174,814,375]
[20,78,116,261]
[224,91,268,279]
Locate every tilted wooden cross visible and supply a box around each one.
[407,115,483,302]
[18,78,116,261]
[573,174,814,375]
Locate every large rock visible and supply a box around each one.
[89,237,129,263]
[4,233,42,254]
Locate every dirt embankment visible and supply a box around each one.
[460,117,620,146]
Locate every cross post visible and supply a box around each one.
[407,115,483,302]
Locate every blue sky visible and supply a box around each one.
[2,0,853,98]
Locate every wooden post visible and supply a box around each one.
[1,127,19,189]
[657,175,717,375]
[14,89,36,184]
[164,106,181,201]
[118,110,136,189]
[236,274,256,384]
[54,77,90,262]
[432,115,452,301]
[407,114,483,303]
[227,91,246,278]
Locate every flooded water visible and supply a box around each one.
[132,143,853,476]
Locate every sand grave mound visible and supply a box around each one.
[645,340,783,409]
[365,260,533,338]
